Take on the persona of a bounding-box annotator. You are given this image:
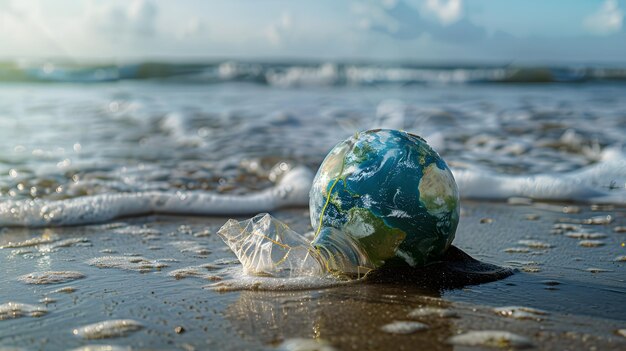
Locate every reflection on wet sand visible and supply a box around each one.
[225,285,456,351]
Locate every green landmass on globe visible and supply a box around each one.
[310,129,460,268]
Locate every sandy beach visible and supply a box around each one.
[1,201,624,350]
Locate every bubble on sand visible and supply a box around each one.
[522,266,541,273]
[535,204,579,214]
[203,267,354,292]
[69,346,131,351]
[553,223,580,231]
[448,331,533,349]
[210,258,239,266]
[39,297,56,305]
[95,222,129,230]
[578,240,605,247]
[170,241,211,255]
[506,261,541,273]
[193,229,212,237]
[585,267,612,273]
[39,238,91,252]
[381,321,429,334]
[493,306,549,321]
[584,215,613,225]
[113,226,161,237]
[18,271,85,284]
[51,286,76,294]
[9,249,33,257]
[561,215,613,225]
[0,236,56,249]
[504,247,531,254]
[167,264,220,280]
[0,302,48,320]
[408,307,457,318]
[72,319,143,339]
[565,232,606,239]
[590,204,614,211]
[86,256,169,272]
[517,240,552,249]
[279,338,337,351]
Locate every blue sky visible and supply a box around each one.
[0,0,624,63]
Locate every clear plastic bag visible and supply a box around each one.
[217,214,374,279]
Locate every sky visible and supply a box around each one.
[0,0,625,64]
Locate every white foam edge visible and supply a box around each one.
[0,146,624,227]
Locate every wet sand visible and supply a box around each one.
[0,201,625,350]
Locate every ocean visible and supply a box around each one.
[0,61,625,350]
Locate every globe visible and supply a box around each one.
[309,129,459,268]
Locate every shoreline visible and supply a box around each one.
[0,201,625,350]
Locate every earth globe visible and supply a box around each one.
[309,129,460,269]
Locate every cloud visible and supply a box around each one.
[355,0,484,42]
[178,17,204,39]
[86,0,158,39]
[424,0,462,25]
[583,0,623,35]
[266,12,292,45]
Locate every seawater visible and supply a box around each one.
[1,63,626,225]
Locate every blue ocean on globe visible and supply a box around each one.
[310,129,460,268]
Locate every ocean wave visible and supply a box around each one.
[0,148,624,227]
[2,61,626,85]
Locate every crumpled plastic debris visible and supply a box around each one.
[217,213,374,279]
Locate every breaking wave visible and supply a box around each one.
[2,61,626,85]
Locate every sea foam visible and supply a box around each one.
[0,147,624,227]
